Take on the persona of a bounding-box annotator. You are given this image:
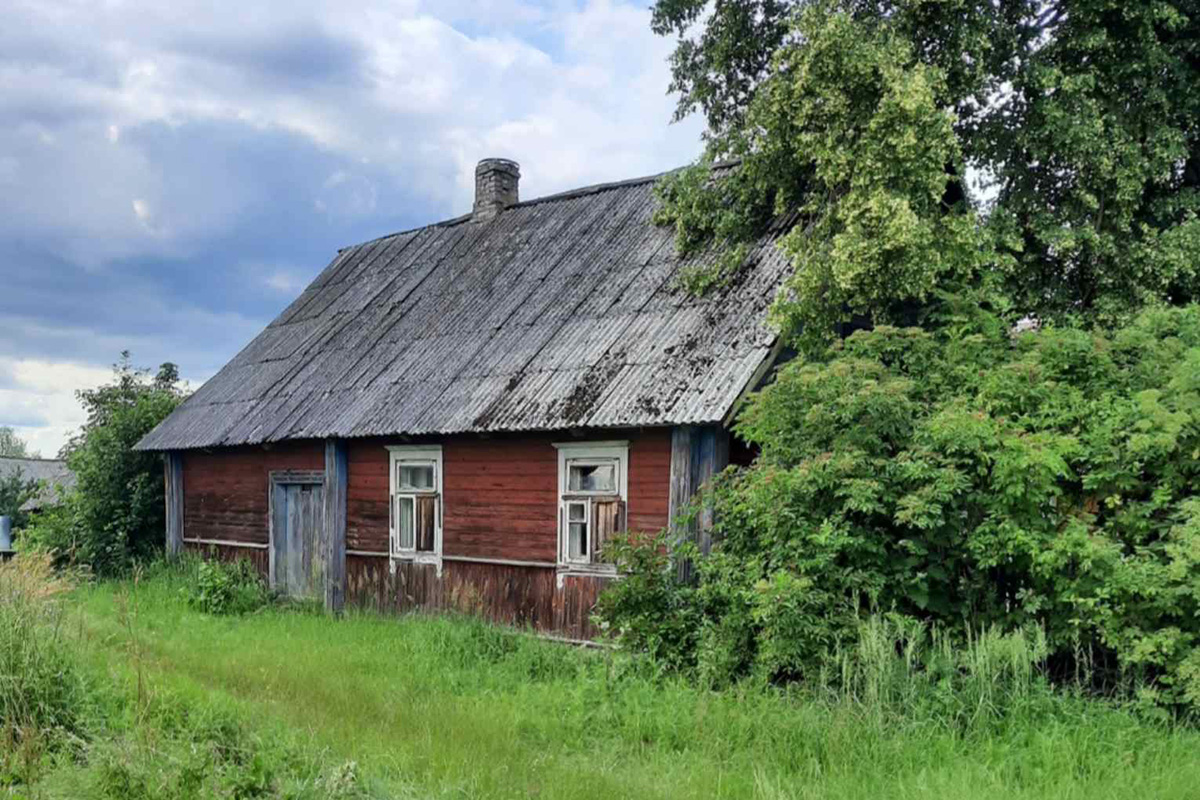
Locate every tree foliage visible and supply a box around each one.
[24,353,186,575]
[653,0,1200,341]
[0,427,36,459]
[0,468,38,532]
[606,0,1200,711]
[600,304,1200,706]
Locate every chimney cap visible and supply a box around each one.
[476,158,520,175]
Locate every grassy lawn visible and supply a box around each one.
[21,567,1200,799]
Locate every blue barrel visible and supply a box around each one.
[0,516,11,551]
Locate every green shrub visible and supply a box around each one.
[19,502,83,566]
[0,467,38,534]
[593,531,701,674]
[184,558,271,616]
[28,354,186,576]
[598,303,1200,708]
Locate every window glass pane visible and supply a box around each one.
[398,496,415,549]
[399,463,435,490]
[567,501,589,560]
[568,523,588,559]
[568,462,615,493]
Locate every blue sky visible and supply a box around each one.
[0,0,704,456]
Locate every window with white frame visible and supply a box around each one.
[387,445,442,561]
[554,441,628,568]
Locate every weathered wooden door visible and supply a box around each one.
[270,474,326,598]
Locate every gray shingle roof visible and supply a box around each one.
[136,170,792,452]
[0,457,75,511]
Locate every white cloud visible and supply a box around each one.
[0,356,209,458]
[263,269,307,294]
[0,0,705,455]
[132,197,152,222]
[1,0,701,227]
[0,359,119,458]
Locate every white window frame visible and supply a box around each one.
[387,445,443,574]
[553,441,628,578]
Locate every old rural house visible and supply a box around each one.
[136,159,791,639]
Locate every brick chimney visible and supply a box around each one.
[473,158,520,220]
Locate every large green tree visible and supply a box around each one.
[653,0,1200,343]
[598,0,1200,708]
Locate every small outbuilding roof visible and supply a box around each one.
[0,457,75,512]
[137,167,793,452]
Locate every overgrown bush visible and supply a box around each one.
[183,558,272,616]
[22,353,185,575]
[598,303,1200,708]
[594,531,701,673]
[0,553,88,781]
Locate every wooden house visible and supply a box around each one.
[136,158,790,639]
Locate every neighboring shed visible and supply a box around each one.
[0,457,76,512]
[137,158,792,638]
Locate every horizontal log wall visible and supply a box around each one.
[182,428,672,638]
[627,430,672,534]
[346,428,672,563]
[182,442,324,546]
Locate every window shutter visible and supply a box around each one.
[591,498,624,561]
[416,495,437,552]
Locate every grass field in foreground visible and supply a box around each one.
[30,567,1200,799]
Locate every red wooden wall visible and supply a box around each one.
[343,559,607,640]
[179,428,673,639]
[344,428,672,559]
[182,441,323,545]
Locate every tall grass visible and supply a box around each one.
[0,557,1185,798]
[0,553,87,781]
[817,614,1055,733]
[49,567,1200,799]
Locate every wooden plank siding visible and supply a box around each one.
[182,442,324,546]
[344,558,609,640]
[323,440,349,614]
[345,428,672,562]
[180,428,673,638]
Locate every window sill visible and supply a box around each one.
[556,563,618,587]
[389,552,443,576]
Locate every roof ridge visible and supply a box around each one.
[337,159,743,254]
[0,455,66,464]
[508,158,742,210]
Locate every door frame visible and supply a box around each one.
[267,469,325,591]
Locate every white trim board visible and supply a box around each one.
[183,537,269,550]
